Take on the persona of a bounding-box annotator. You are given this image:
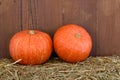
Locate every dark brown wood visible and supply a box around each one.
[96,0,120,56]
[36,0,63,36]
[63,0,97,56]
[21,0,30,29]
[21,0,63,37]
[0,0,120,58]
[0,0,21,58]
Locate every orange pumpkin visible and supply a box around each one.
[53,24,92,63]
[9,30,52,65]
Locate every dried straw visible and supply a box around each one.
[0,56,120,80]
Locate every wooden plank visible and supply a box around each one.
[0,0,21,58]
[21,0,37,30]
[21,0,63,37]
[96,0,120,56]
[37,0,63,57]
[21,0,29,29]
[36,0,63,36]
[63,0,97,56]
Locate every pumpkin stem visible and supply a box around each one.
[75,33,81,38]
[29,30,35,35]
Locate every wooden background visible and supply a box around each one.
[0,0,120,58]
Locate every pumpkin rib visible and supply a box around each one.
[14,34,26,61]
[40,32,52,63]
[32,34,45,64]
[27,34,31,64]
[38,34,45,64]
[61,38,82,62]
[36,32,52,64]
[65,45,74,62]
[12,37,22,61]
[24,33,33,64]
[13,37,21,61]
[18,33,30,64]
[28,35,35,64]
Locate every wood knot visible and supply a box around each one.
[0,2,2,5]
[13,0,16,3]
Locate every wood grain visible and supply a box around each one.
[96,0,120,56]
[0,0,21,58]
[36,0,63,37]
[21,0,63,37]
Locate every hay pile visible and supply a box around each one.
[0,56,120,80]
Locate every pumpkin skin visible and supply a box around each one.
[53,24,92,63]
[9,30,52,65]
